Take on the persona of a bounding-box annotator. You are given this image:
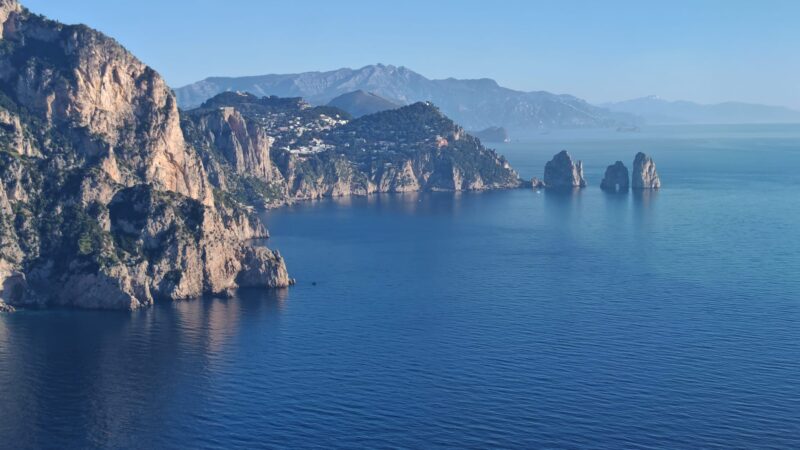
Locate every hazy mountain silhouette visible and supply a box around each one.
[327,90,401,117]
[175,64,636,131]
[603,95,800,124]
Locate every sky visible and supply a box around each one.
[22,0,800,109]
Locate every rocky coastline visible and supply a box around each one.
[0,0,522,311]
[0,0,664,313]
[0,0,294,311]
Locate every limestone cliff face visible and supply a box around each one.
[0,1,210,203]
[271,140,516,201]
[632,152,661,189]
[186,107,280,184]
[0,167,25,311]
[0,0,20,37]
[184,97,522,205]
[0,0,291,311]
[0,256,24,311]
[0,109,37,156]
[600,161,630,192]
[544,150,586,189]
[9,184,292,311]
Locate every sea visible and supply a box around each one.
[1,124,799,449]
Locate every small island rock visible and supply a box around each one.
[531,177,546,189]
[473,126,510,143]
[600,161,630,192]
[632,152,661,189]
[544,150,586,189]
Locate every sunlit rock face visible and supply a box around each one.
[632,153,661,189]
[0,0,211,203]
[182,96,523,205]
[0,0,291,310]
[544,150,586,189]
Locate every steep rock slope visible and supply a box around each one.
[0,1,290,310]
[544,150,586,189]
[182,93,522,205]
[632,153,661,189]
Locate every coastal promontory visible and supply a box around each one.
[0,0,291,310]
[0,0,523,311]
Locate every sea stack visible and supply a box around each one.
[600,161,630,192]
[531,177,546,189]
[632,152,661,189]
[473,126,510,143]
[544,150,586,189]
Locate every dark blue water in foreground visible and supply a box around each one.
[2,125,800,448]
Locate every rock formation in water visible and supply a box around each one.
[600,161,630,192]
[544,150,586,189]
[632,152,661,189]
[0,0,291,310]
[530,178,546,189]
[182,94,523,205]
[472,126,510,143]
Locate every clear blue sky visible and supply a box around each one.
[23,0,800,108]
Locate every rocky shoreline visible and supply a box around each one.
[0,0,661,314]
[0,0,522,312]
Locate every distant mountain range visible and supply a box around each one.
[175,64,636,131]
[327,90,401,118]
[603,96,800,125]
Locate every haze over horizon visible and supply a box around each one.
[23,0,800,110]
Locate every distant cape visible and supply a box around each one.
[603,96,800,125]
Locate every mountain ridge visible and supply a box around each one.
[327,90,401,117]
[175,64,637,131]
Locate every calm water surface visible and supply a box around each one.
[1,125,799,448]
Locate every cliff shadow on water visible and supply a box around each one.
[0,289,288,446]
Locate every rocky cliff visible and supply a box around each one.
[544,150,586,189]
[182,93,522,205]
[0,1,527,311]
[632,152,661,189]
[0,1,291,310]
[0,2,211,204]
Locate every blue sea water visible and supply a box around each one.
[1,124,799,449]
